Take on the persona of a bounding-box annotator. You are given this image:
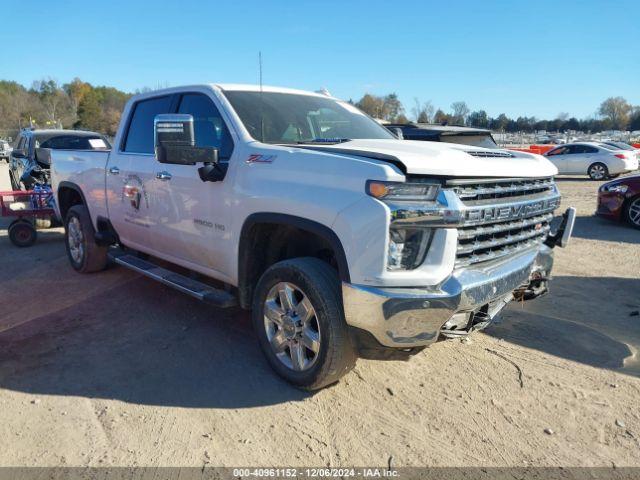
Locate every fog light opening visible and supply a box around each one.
[387,227,432,271]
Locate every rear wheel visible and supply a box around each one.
[252,257,356,390]
[8,220,37,247]
[625,196,640,229]
[64,205,108,273]
[588,162,609,180]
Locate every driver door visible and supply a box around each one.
[145,92,235,278]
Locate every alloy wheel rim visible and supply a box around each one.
[263,282,321,372]
[590,165,605,179]
[67,216,84,264]
[629,199,640,226]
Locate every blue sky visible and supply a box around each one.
[3,0,638,119]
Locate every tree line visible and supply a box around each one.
[0,78,132,140]
[1,78,639,141]
[354,94,640,133]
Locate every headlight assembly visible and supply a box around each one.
[367,180,440,202]
[603,184,629,194]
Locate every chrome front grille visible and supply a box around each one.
[449,177,555,204]
[452,177,558,267]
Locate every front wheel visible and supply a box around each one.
[625,196,640,229]
[252,258,356,390]
[588,162,609,180]
[64,205,108,273]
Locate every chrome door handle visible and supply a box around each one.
[156,171,172,181]
[108,166,120,175]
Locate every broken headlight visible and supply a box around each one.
[387,227,432,271]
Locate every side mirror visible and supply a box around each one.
[154,114,219,166]
[12,149,26,158]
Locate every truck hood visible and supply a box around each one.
[299,139,558,178]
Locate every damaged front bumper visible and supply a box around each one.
[342,207,575,350]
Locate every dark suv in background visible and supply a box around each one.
[9,129,110,190]
[385,123,499,149]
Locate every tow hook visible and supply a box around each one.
[545,207,576,249]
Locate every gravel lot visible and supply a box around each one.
[0,162,639,467]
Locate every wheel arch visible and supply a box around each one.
[237,213,350,309]
[57,181,89,222]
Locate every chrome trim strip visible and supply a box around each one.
[389,188,561,228]
[456,226,550,255]
[457,213,553,240]
[455,240,544,268]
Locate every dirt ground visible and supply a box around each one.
[0,162,639,468]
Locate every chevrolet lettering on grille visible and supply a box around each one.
[465,197,561,223]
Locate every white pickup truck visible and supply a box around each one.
[51,84,575,389]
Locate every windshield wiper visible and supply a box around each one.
[295,138,352,145]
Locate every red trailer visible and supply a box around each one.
[0,189,57,247]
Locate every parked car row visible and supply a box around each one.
[0,139,12,162]
[543,142,638,180]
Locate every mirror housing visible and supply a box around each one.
[12,149,26,158]
[154,114,219,166]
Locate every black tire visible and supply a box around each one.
[252,257,356,390]
[8,220,37,247]
[624,195,640,230]
[588,162,609,180]
[64,204,108,273]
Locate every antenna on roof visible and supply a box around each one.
[259,51,265,143]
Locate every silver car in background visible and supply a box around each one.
[0,140,12,162]
[543,141,639,180]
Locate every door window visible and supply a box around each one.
[177,93,234,159]
[547,146,568,156]
[124,95,173,154]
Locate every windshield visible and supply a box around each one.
[440,134,498,149]
[223,91,395,144]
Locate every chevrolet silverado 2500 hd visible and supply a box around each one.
[51,84,575,390]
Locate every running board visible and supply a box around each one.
[108,252,237,308]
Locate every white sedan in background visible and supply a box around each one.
[544,142,639,180]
